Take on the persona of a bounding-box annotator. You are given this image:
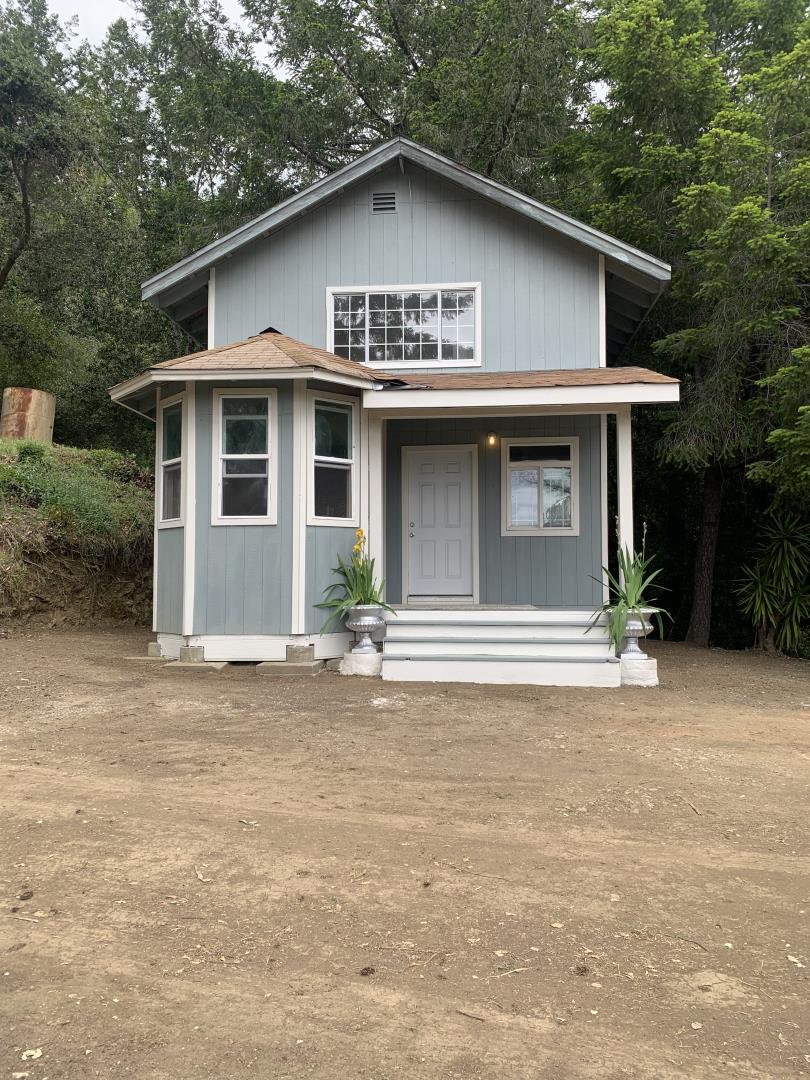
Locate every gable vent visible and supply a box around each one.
[371,191,397,214]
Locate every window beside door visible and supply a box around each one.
[501,437,579,536]
[308,393,359,526]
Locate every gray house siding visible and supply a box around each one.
[305,526,356,635]
[155,527,183,633]
[192,382,294,636]
[384,415,603,608]
[212,162,600,373]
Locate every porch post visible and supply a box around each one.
[367,415,384,592]
[616,405,634,558]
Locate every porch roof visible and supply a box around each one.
[388,368,678,390]
[364,366,680,411]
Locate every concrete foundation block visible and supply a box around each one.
[286,644,316,663]
[179,645,206,663]
[621,657,658,687]
[146,642,163,658]
[256,660,324,676]
[339,650,382,677]
[163,660,229,673]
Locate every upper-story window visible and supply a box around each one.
[327,283,480,368]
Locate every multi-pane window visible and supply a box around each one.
[330,286,477,366]
[311,397,356,523]
[159,399,183,523]
[502,439,578,535]
[213,392,276,523]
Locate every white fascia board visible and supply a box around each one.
[362,382,680,411]
[110,367,375,404]
[142,138,671,305]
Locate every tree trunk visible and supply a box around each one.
[685,463,723,646]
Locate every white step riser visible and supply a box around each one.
[388,609,605,627]
[385,623,608,643]
[381,658,621,688]
[384,640,613,659]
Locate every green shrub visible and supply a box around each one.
[0,438,154,564]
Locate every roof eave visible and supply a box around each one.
[362,381,680,412]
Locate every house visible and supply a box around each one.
[110,138,678,686]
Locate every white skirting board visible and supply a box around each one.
[156,632,352,662]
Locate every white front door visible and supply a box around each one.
[405,446,475,598]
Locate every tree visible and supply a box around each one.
[0,0,79,290]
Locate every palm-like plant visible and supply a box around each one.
[736,513,810,653]
[590,528,669,649]
[316,529,395,633]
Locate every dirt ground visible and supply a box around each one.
[1,629,809,1080]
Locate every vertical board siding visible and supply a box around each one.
[213,162,600,372]
[193,382,294,635]
[155,527,184,633]
[304,525,357,635]
[385,415,603,608]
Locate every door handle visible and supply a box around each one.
[409,531,414,537]
[409,521,414,527]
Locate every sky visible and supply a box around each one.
[49,0,248,45]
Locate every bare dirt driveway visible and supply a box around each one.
[1,629,809,1080]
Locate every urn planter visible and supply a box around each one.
[620,607,656,660]
[345,603,386,654]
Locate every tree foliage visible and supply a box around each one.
[0,0,807,647]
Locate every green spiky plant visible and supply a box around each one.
[736,514,810,654]
[316,528,395,633]
[590,527,669,649]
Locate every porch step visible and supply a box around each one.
[385,610,607,643]
[381,655,621,687]
[384,637,613,658]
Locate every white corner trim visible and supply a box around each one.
[181,382,196,635]
[363,382,679,411]
[326,282,483,370]
[291,382,308,634]
[600,414,609,603]
[367,415,385,592]
[500,436,580,538]
[207,266,216,347]
[152,385,161,631]
[156,390,186,530]
[305,389,360,528]
[598,254,607,367]
[210,387,279,526]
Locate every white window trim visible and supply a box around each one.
[307,390,360,527]
[211,388,278,526]
[325,281,482,370]
[500,436,580,538]
[157,391,186,529]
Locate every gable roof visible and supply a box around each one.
[141,137,670,309]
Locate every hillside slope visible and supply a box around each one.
[0,439,153,625]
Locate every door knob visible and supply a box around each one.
[409,521,414,527]
[409,531,414,537]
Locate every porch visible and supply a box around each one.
[360,394,642,685]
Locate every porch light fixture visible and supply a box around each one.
[486,432,498,447]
